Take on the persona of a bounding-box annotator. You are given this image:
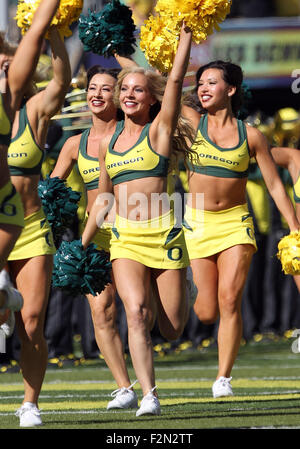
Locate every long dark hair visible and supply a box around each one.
[194,60,244,117]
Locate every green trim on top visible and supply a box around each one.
[187,163,249,178]
[108,121,151,156]
[85,179,99,191]
[10,105,43,154]
[79,128,98,162]
[8,103,44,176]
[200,114,249,154]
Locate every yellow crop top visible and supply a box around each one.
[77,129,100,191]
[105,121,169,186]
[188,114,250,178]
[0,93,12,147]
[8,104,44,176]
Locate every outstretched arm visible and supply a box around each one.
[50,134,80,180]
[271,146,300,186]
[270,146,293,170]
[249,127,300,231]
[8,0,60,113]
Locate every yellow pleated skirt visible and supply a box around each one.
[110,209,190,269]
[8,207,56,260]
[184,203,257,259]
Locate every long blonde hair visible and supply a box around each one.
[114,66,196,171]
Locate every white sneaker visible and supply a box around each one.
[0,310,15,337]
[212,376,233,398]
[186,266,198,307]
[15,402,43,427]
[136,387,161,417]
[107,381,138,410]
[0,270,23,313]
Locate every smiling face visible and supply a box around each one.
[119,72,156,118]
[197,68,236,111]
[86,73,117,117]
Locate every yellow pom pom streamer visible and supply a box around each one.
[15,0,83,39]
[140,15,180,73]
[140,0,232,72]
[277,230,300,275]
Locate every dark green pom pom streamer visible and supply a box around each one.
[52,239,112,296]
[78,0,136,57]
[38,176,81,242]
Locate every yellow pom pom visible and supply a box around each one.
[15,0,83,38]
[52,0,83,38]
[277,231,300,275]
[139,0,232,71]
[140,15,180,73]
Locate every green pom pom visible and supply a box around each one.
[52,239,112,296]
[78,0,136,57]
[38,176,81,242]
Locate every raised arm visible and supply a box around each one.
[248,126,299,231]
[114,52,138,69]
[8,0,61,113]
[163,23,192,123]
[50,134,80,180]
[37,27,71,120]
[150,23,192,151]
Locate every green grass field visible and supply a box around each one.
[1,335,300,434]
